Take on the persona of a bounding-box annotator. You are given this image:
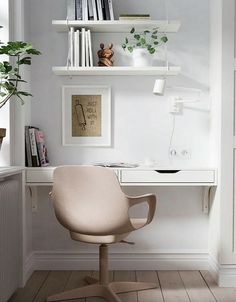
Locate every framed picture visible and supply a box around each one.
[62,85,111,146]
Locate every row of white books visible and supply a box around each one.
[68,27,93,67]
[67,0,114,21]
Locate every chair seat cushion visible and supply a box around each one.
[70,231,130,244]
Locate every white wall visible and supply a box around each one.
[26,0,212,261]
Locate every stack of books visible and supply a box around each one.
[119,14,151,20]
[67,0,114,21]
[25,126,49,167]
[68,27,93,67]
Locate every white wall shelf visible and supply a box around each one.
[52,20,181,33]
[52,66,181,76]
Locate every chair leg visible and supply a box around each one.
[84,276,99,284]
[103,287,123,302]
[47,284,104,302]
[109,281,158,294]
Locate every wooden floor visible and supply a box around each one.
[9,270,236,302]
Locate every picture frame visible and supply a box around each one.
[62,85,111,147]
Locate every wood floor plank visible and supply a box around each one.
[179,271,216,302]
[200,270,236,302]
[158,271,190,302]
[136,271,164,302]
[8,271,49,302]
[62,271,92,302]
[33,271,71,302]
[114,271,137,302]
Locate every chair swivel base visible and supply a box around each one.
[47,280,158,302]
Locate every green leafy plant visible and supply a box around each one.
[122,27,168,54]
[0,38,41,108]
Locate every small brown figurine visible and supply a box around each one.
[97,43,114,67]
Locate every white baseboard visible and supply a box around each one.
[29,251,209,271]
[209,256,236,287]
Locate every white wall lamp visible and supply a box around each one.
[153,78,166,96]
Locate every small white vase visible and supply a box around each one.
[132,48,153,67]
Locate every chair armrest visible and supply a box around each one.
[127,194,157,225]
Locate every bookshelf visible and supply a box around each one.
[52,20,181,33]
[52,19,181,75]
[52,66,181,76]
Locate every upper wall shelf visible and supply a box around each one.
[52,66,181,76]
[52,20,181,33]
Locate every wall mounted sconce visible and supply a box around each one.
[153,78,166,96]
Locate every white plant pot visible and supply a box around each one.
[132,48,153,67]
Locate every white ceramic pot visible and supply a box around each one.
[132,48,153,67]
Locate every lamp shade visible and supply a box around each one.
[153,78,166,96]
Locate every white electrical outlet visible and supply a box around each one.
[169,146,191,159]
[169,97,183,114]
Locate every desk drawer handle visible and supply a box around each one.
[155,170,180,174]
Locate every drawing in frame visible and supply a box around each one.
[62,85,111,146]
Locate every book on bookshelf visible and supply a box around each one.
[96,0,103,20]
[67,0,76,20]
[81,27,86,67]
[85,30,89,66]
[35,130,50,167]
[29,127,40,167]
[108,0,114,20]
[74,30,80,66]
[75,0,83,20]
[69,27,75,66]
[103,0,110,20]
[82,0,88,20]
[88,0,94,20]
[87,29,93,66]
[91,0,98,20]
[25,126,32,167]
[119,14,151,20]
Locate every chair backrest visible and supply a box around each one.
[51,166,133,235]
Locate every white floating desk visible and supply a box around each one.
[26,166,217,186]
[26,167,217,214]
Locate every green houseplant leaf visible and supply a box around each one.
[0,37,41,108]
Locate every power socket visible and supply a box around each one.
[169,146,191,159]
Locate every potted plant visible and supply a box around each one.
[0,26,41,148]
[122,27,168,67]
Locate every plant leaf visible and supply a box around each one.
[134,34,140,40]
[130,27,135,34]
[161,36,168,43]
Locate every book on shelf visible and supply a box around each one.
[81,27,86,67]
[96,0,103,20]
[67,0,76,20]
[103,0,110,20]
[29,127,40,167]
[69,27,75,67]
[85,30,89,66]
[25,126,49,167]
[108,0,114,20]
[91,0,98,20]
[87,29,93,66]
[74,30,80,66]
[75,0,83,20]
[119,14,151,20]
[88,0,94,20]
[82,0,88,20]
[35,130,50,167]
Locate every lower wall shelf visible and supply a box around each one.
[52,66,181,76]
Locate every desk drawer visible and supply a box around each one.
[121,170,215,183]
[26,168,55,183]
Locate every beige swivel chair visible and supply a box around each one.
[48,165,157,302]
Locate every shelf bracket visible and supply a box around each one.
[29,186,38,212]
[202,186,213,214]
